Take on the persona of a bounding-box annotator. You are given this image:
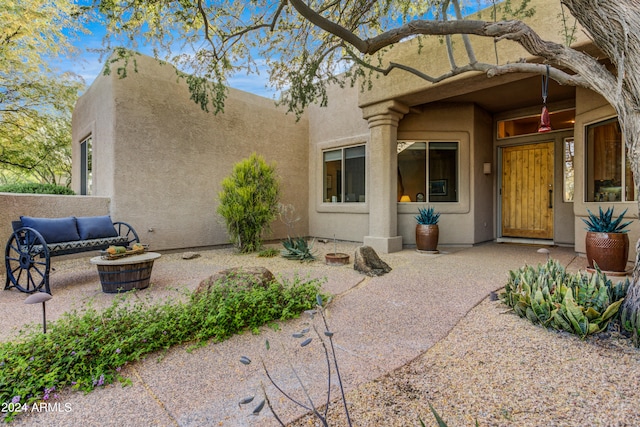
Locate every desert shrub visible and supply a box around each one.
[281,236,317,262]
[501,259,629,338]
[0,274,324,422]
[0,183,74,195]
[217,153,280,253]
[258,248,279,258]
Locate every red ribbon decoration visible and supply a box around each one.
[539,105,552,132]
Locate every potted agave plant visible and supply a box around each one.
[582,206,633,273]
[415,206,440,253]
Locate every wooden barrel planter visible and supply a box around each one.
[325,252,350,266]
[91,252,161,293]
[96,261,154,293]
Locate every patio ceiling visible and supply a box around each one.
[397,43,605,114]
[439,75,576,113]
[399,72,576,114]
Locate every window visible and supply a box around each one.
[585,117,635,202]
[397,141,458,202]
[497,109,575,139]
[323,145,365,203]
[80,136,92,195]
[563,137,574,202]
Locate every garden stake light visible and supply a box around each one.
[24,292,52,333]
[537,248,550,261]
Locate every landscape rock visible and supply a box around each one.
[196,266,276,294]
[182,251,201,260]
[353,246,392,276]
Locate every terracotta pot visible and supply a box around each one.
[325,252,350,266]
[585,231,629,272]
[416,224,439,252]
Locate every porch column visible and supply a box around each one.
[362,100,410,253]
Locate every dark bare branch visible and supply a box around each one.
[287,0,369,52]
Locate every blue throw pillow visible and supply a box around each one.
[20,216,80,244]
[76,216,119,240]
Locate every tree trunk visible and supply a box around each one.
[620,114,640,346]
[560,0,640,344]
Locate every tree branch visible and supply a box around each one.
[287,0,369,52]
[287,1,615,100]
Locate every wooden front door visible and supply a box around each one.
[501,142,554,239]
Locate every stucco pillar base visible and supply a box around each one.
[363,235,403,254]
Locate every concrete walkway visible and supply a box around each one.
[1,243,586,426]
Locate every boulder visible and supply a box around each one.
[196,266,276,294]
[353,246,392,277]
[182,251,201,260]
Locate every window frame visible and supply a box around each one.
[322,144,367,204]
[563,137,575,202]
[397,140,460,203]
[497,108,576,139]
[80,135,93,196]
[584,116,635,203]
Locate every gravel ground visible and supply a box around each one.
[290,297,640,427]
[2,242,639,426]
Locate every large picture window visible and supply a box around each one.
[323,145,365,203]
[585,118,635,202]
[397,141,458,203]
[80,136,92,195]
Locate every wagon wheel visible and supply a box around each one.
[113,222,140,246]
[4,228,50,294]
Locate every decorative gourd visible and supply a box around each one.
[107,246,127,255]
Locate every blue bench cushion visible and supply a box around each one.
[76,215,119,240]
[20,216,80,244]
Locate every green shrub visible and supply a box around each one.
[501,259,629,338]
[257,248,279,258]
[0,183,74,195]
[621,296,640,347]
[0,274,325,422]
[217,153,280,253]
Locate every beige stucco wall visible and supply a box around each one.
[73,54,309,250]
[0,194,111,242]
[71,66,116,197]
[397,103,475,245]
[358,0,590,109]
[573,87,640,261]
[473,105,495,243]
[308,81,370,241]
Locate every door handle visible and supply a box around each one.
[548,185,553,209]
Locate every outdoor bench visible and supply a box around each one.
[4,215,139,294]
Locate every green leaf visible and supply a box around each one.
[599,298,624,323]
[428,403,449,427]
[584,307,601,321]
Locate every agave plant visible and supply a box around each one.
[415,206,440,225]
[281,236,317,262]
[582,206,632,233]
[501,259,629,338]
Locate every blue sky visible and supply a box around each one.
[57,2,487,99]
[57,21,278,99]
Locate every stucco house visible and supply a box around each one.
[69,0,639,259]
